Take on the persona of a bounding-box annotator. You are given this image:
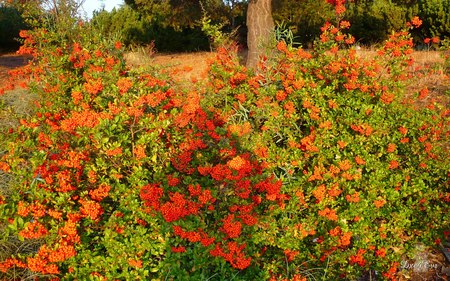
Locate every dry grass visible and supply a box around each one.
[125,51,215,84]
[354,49,449,110]
[0,53,40,281]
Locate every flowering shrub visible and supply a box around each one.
[204,17,449,280]
[0,15,282,281]
[0,8,448,281]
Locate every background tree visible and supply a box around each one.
[124,0,229,29]
[272,0,334,47]
[346,0,407,44]
[95,0,447,53]
[0,4,27,49]
[246,0,274,68]
[418,0,449,39]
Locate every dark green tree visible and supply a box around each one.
[418,0,449,38]
[0,5,27,49]
[272,0,334,46]
[346,0,408,44]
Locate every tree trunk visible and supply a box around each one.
[246,0,274,69]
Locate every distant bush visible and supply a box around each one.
[418,0,450,39]
[92,6,209,52]
[0,6,27,49]
[273,0,335,47]
[346,0,408,44]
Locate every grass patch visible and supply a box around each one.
[0,87,39,281]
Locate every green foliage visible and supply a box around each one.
[418,0,450,38]
[91,6,140,46]
[0,6,27,48]
[201,13,236,49]
[0,3,449,281]
[273,0,335,46]
[346,0,408,44]
[92,6,210,52]
[204,22,449,280]
[124,0,230,30]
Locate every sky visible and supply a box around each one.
[80,0,124,18]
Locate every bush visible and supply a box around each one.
[92,6,210,52]
[346,0,408,44]
[204,17,449,280]
[0,6,27,49]
[0,7,448,281]
[0,13,278,280]
[418,0,450,39]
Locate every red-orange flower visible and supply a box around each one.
[133,145,146,160]
[71,91,83,104]
[338,159,352,171]
[380,92,394,104]
[337,140,347,149]
[284,249,299,261]
[79,199,103,220]
[346,192,360,203]
[376,247,387,258]
[318,208,338,221]
[19,221,48,239]
[350,249,367,266]
[355,156,366,165]
[128,259,143,268]
[387,143,397,153]
[389,160,399,169]
[410,16,422,28]
[277,40,288,52]
[117,77,132,94]
[339,231,352,247]
[398,126,408,135]
[140,183,163,210]
[105,147,122,156]
[340,20,351,29]
[171,246,186,253]
[221,214,242,239]
[312,184,326,202]
[89,184,111,201]
[418,87,429,99]
[227,155,248,171]
[374,198,386,208]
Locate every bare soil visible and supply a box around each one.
[125,51,215,83]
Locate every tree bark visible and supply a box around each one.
[246,0,274,69]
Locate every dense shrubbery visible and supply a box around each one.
[92,7,210,52]
[203,12,449,279]
[2,0,449,51]
[0,6,27,49]
[0,2,449,281]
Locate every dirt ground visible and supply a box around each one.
[0,53,30,88]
